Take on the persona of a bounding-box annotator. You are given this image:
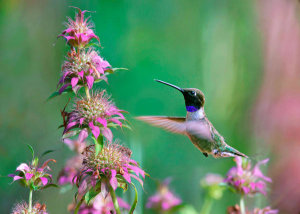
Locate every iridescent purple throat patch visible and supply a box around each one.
[186,106,198,112]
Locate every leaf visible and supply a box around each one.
[168,204,186,213]
[106,67,128,74]
[41,149,55,157]
[84,181,101,205]
[46,87,73,101]
[62,129,82,139]
[59,184,73,194]
[26,144,34,158]
[92,135,103,156]
[129,183,138,214]
[41,183,59,190]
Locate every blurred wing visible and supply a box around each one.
[136,116,186,134]
[186,120,214,142]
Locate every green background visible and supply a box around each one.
[0,0,266,213]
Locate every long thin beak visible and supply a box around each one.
[154,79,184,92]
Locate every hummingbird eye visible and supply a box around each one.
[190,91,196,96]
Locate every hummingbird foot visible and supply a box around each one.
[202,153,208,157]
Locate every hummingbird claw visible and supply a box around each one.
[203,153,208,157]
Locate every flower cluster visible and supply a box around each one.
[69,194,130,214]
[77,143,145,192]
[63,91,125,141]
[58,8,99,48]
[58,48,111,94]
[227,204,278,214]
[225,157,272,195]
[9,159,55,190]
[146,178,181,211]
[12,202,48,214]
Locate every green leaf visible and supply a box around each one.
[93,135,103,156]
[41,183,59,190]
[129,183,138,214]
[62,129,82,139]
[84,188,100,205]
[41,149,55,157]
[106,67,128,74]
[59,184,73,194]
[46,87,73,101]
[26,144,34,158]
[32,157,39,167]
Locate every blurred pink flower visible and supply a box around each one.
[58,155,83,186]
[63,91,125,142]
[227,205,278,214]
[76,143,145,193]
[74,194,130,214]
[9,159,56,190]
[146,179,181,211]
[58,8,99,48]
[225,157,271,196]
[12,202,48,214]
[58,49,111,94]
[63,128,88,154]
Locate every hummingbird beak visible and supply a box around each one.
[154,79,184,93]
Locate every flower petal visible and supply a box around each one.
[109,169,118,190]
[39,177,48,186]
[78,129,88,143]
[102,128,113,142]
[71,77,79,88]
[109,118,122,126]
[25,173,34,180]
[97,117,107,127]
[86,75,94,90]
[16,163,30,172]
[78,70,84,78]
[122,170,131,183]
[8,174,24,182]
[89,121,100,139]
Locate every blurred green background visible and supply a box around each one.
[0,0,266,213]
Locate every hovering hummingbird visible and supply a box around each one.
[136,79,248,159]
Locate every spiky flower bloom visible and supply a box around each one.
[227,205,278,214]
[146,178,181,211]
[69,194,130,214]
[77,143,145,193]
[58,8,99,48]
[63,91,125,141]
[9,159,55,190]
[58,48,111,94]
[12,202,48,214]
[201,173,225,200]
[225,157,272,196]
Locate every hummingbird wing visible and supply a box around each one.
[136,116,187,134]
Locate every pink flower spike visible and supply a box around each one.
[39,177,48,186]
[25,173,34,180]
[16,163,30,172]
[71,77,79,88]
[110,169,118,190]
[89,121,100,139]
[86,75,94,89]
[97,117,107,127]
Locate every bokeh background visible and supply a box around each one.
[1,0,300,213]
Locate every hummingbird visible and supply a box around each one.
[136,79,248,158]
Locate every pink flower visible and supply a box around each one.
[58,155,83,185]
[12,202,48,214]
[76,143,145,193]
[58,49,111,93]
[58,8,99,48]
[225,157,272,196]
[63,128,88,154]
[9,159,55,190]
[63,91,125,142]
[146,178,181,211]
[73,194,130,214]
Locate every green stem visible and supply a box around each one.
[28,189,33,212]
[85,86,91,100]
[240,196,246,214]
[108,183,121,214]
[74,197,84,214]
[200,196,213,214]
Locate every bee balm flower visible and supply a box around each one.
[58,8,99,48]
[12,202,48,214]
[225,157,272,196]
[63,91,125,141]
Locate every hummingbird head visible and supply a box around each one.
[155,79,205,112]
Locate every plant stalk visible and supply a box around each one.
[74,197,84,214]
[240,196,246,214]
[109,183,121,214]
[28,189,33,212]
[200,196,213,214]
[85,86,91,100]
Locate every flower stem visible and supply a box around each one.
[240,196,246,214]
[74,197,84,214]
[108,183,121,214]
[200,196,213,214]
[28,189,33,212]
[85,86,90,100]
